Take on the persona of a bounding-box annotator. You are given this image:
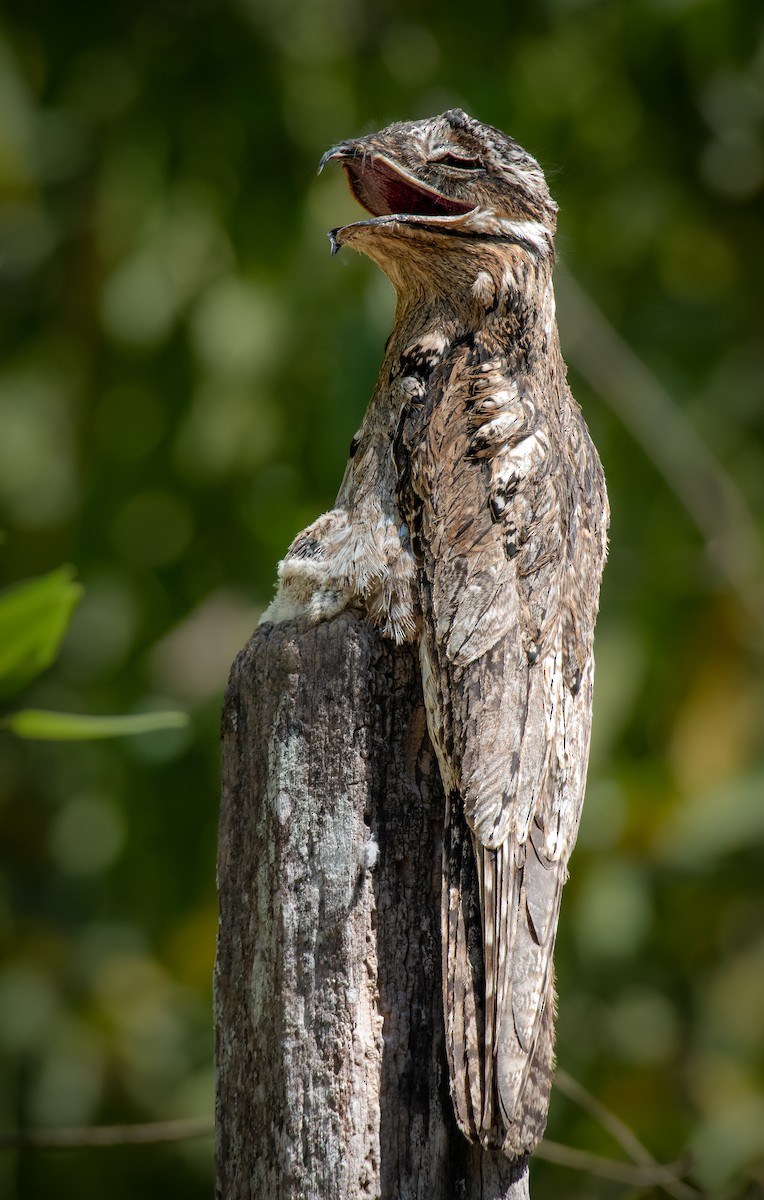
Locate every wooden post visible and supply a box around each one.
[216,611,530,1200]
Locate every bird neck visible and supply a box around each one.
[388,247,559,368]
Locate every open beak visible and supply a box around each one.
[318,142,475,224]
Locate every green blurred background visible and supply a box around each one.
[0,0,762,1196]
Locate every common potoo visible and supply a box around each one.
[262,109,609,1158]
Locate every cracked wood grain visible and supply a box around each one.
[216,611,529,1199]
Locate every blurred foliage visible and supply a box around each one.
[0,567,83,701]
[0,564,188,738]
[0,0,762,1197]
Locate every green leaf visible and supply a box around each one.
[0,709,190,741]
[0,566,84,701]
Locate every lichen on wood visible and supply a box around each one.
[216,611,530,1199]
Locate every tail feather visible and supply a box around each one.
[443,798,562,1156]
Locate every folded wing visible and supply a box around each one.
[403,345,607,1154]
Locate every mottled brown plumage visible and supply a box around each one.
[262,110,609,1158]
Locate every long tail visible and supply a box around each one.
[442,797,559,1156]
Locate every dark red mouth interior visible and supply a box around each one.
[342,157,473,219]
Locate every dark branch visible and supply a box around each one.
[0,1112,696,1197]
[536,1140,693,1189]
[0,1117,214,1151]
[557,266,763,629]
[555,1069,701,1200]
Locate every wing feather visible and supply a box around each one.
[399,343,607,1155]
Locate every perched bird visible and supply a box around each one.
[262,109,608,1158]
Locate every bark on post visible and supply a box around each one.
[216,611,530,1200]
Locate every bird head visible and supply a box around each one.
[320,110,557,288]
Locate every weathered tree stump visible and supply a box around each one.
[216,610,530,1199]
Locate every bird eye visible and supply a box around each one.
[432,151,482,171]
